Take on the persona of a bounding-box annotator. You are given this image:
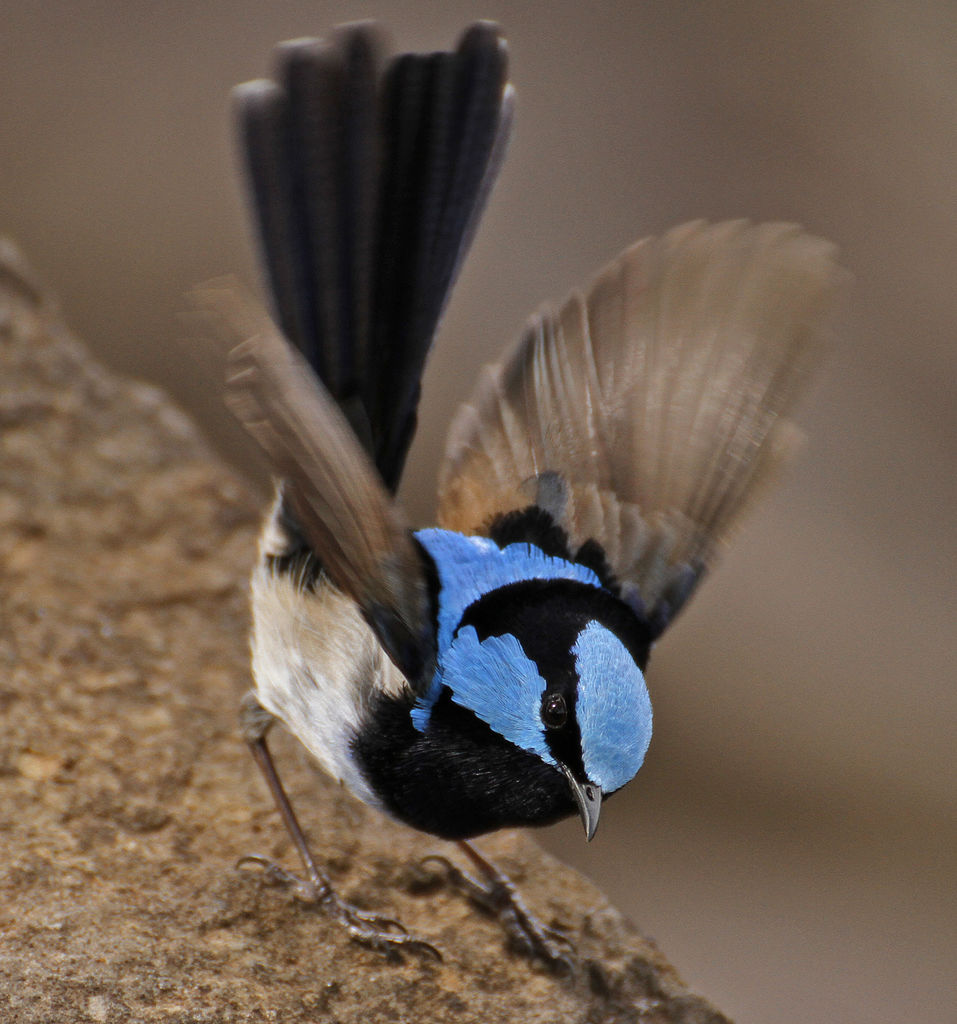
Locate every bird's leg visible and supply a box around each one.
[421,839,575,973]
[238,692,439,959]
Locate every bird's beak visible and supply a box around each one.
[560,765,602,841]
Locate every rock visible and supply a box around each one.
[0,241,731,1024]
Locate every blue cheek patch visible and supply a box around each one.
[411,625,555,763]
[573,620,652,793]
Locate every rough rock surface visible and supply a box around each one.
[0,242,730,1024]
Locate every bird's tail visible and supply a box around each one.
[233,22,512,492]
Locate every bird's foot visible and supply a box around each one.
[237,854,441,960]
[420,848,575,974]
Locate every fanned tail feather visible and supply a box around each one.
[234,22,512,490]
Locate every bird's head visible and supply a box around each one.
[420,579,653,840]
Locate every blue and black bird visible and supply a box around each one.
[202,22,841,960]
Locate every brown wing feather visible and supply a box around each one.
[438,220,843,625]
[193,282,433,681]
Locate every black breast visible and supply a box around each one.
[351,689,576,840]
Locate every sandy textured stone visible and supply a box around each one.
[0,241,730,1024]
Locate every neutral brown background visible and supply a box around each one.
[2,2,954,1022]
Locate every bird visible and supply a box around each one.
[197,21,842,964]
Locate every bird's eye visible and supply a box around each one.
[541,692,567,730]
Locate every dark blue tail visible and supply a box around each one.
[234,22,511,491]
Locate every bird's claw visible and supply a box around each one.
[237,853,322,902]
[237,853,441,960]
[419,853,576,974]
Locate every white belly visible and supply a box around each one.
[249,560,408,810]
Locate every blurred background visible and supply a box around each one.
[2,2,954,1021]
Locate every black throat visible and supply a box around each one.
[351,689,576,839]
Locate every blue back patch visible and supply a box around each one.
[412,529,603,732]
[573,620,652,792]
[416,529,602,650]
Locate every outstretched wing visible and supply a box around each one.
[234,21,512,491]
[194,284,434,686]
[438,220,843,635]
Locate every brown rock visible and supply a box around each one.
[0,241,730,1024]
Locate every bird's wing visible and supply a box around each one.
[438,220,843,635]
[195,284,434,686]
